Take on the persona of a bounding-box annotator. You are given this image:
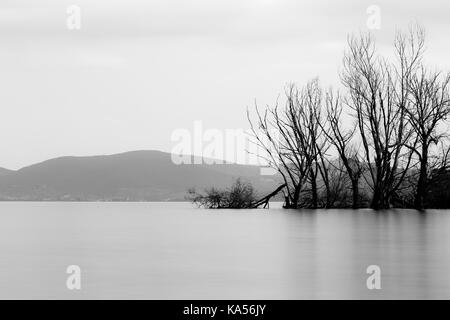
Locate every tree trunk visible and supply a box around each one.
[351,179,359,209]
[252,184,287,208]
[371,186,381,210]
[291,185,301,208]
[414,145,428,210]
[310,167,318,209]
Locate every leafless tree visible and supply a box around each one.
[405,67,450,209]
[301,80,331,208]
[248,88,310,208]
[248,79,330,208]
[244,24,450,210]
[187,178,257,209]
[341,28,423,209]
[319,89,363,208]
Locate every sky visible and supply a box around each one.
[1,0,450,169]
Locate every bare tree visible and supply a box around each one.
[320,89,363,208]
[405,67,450,209]
[187,178,257,209]
[341,28,423,209]
[301,80,330,208]
[246,24,450,210]
[248,87,310,208]
[248,79,329,208]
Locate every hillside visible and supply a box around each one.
[0,151,280,201]
[0,168,12,176]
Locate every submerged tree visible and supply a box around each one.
[320,89,363,208]
[193,24,450,211]
[188,178,285,209]
[248,79,330,208]
[341,28,425,209]
[404,67,450,209]
[187,178,256,209]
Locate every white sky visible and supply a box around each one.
[1,0,450,169]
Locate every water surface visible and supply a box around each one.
[0,202,449,299]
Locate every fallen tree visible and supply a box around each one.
[250,183,286,208]
[187,179,286,209]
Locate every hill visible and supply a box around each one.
[0,151,280,201]
[0,168,12,176]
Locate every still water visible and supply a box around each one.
[0,202,449,299]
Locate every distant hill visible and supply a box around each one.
[0,150,280,201]
[0,168,12,176]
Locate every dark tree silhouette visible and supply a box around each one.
[248,80,330,208]
[404,67,450,209]
[319,89,363,208]
[195,24,450,211]
[187,178,256,209]
[341,29,423,209]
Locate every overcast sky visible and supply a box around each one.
[1,0,450,169]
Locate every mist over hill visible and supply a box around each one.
[0,150,279,201]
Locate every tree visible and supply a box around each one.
[341,29,422,209]
[320,89,363,208]
[248,79,330,208]
[300,80,330,208]
[187,179,285,209]
[243,24,450,210]
[405,68,450,209]
[187,178,256,209]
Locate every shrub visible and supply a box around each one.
[187,178,256,209]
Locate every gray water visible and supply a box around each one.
[0,202,449,299]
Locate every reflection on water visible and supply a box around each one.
[0,202,449,299]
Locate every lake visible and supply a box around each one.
[0,202,449,299]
